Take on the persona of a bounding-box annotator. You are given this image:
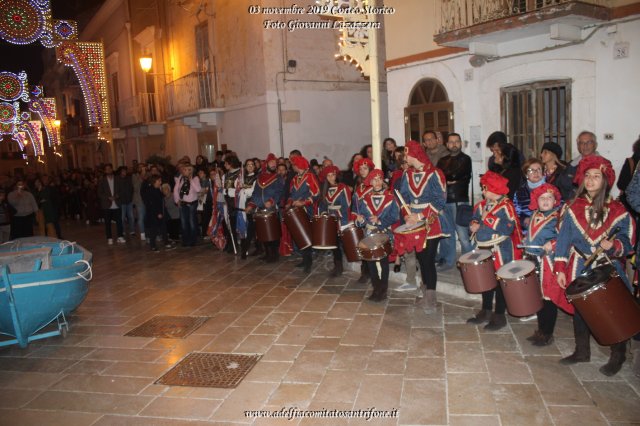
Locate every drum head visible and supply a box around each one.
[396,222,424,233]
[359,234,389,249]
[459,249,492,264]
[340,221,356,231]
[497,260,535,279]
[566,264,615,296]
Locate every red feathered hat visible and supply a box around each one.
[364,169,384,186]
[352,157,375,173]
[265,153,277,164]
[291,155,309,171]
[574,155,615,188]
[404,140,432,167]
[529,183,561,211]
[320,165,340,182]
[480,171,509,196]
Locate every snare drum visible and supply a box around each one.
[357,234,392,261]
[394,221,425,234]
[311,214,338,249]
[254,210,281,242]
[457,250,497,294]
[566,264,640,346]
[497,260,543,317]
[283,206,312,250]
[340,222,364,262]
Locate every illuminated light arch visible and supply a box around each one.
[0,0,54,47]
[29,97,58,147]
[18,120,44,155]
[56,41,110,131]
[0,71,29,102]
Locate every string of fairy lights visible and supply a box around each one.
[0,0,109,164]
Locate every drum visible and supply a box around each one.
[394,221,425,235]
[457,250,497,294]
[340,222,364,262]
[312,214,338,249]
[566,264,640,346]
[357,234,392,261]
[497,260,543,317]
[283,206,312,250]
[254,210,281,242]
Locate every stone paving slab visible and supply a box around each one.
[0,223,638,425]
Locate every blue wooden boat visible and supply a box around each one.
[0,237,93,348]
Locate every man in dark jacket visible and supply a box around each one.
[116,166,135,235]
[142,175,176,252]
[436,132,473,269]
[97,164,125,244]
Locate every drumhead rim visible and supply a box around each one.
[566,282,606,300]
[458,249,493,264]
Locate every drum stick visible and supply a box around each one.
[394,189,411,215]
[517,244,544,249]
[584,226,620,268]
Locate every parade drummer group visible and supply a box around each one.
[212,130,636,378]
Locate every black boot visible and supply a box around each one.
[560,320,591,365]
[367,276,380,301]
[240,239,249,259]
[599,341,627,376]
[302,250,312,274]
[466,309,491,324]
[484,313,507,331]
[250,241,264,257]
[358,261,370,284]
[330,258,343,277]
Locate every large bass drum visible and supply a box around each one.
[340,222,363,262]
[457,250,497,294]
[283,206,312,250]
[497,260,543,317]
[312,214,338,249]
[566,264,640,346]
[254,210,281,242]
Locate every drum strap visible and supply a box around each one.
[376,260,382,278]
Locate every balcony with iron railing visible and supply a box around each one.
[165,72,218,119]
[434,0,610,46]
[117,93,166,128]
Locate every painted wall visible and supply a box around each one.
[386,19,640,196]
[385,0,440,61]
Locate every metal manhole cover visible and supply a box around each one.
[156,352,262,388]
[125,315,209,339]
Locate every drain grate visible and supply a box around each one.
[156,352,262,388]
[125,315,209,339]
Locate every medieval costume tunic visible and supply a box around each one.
[523,184,570,346]
[317,165,352,277]
[236,165,258,258]
[468,171,522,329]
[222,166,241,252]
[554,155,635,375]
[350,157,374,283]
[356,169,399,301]
[247,153,286,263]
[287,155,320,273]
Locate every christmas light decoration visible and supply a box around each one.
[29,97,58,148]
[0,0,54,47]
[56,41,110,130]
[0,102,18,124]
[12,131,26,150]
[53,19,76,40]
[18,121,44,155]
[0,71,28,102]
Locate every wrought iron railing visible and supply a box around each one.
[117,93,165,127]
[165,72,216,118]
[437,0,608,33]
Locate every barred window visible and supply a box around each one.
[501,80,571,161]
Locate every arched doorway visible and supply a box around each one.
[404,79,454,141]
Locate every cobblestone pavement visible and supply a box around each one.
[1,222,639,425]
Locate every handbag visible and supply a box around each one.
[455,173,474,227]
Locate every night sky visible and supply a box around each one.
[0,0,104,84]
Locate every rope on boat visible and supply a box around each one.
[57,241,76,255]
[75,260,92,282]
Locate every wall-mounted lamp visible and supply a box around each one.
[140,55,153,73]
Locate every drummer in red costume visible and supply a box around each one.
[318,165,352,277]
[351,157,375,283]
[355,169,399,302]
[246,153,285,263]
[467,171,523,330]
[287,155,320,274]
[395,140,453,313]
[555,155,635,376]
[522,183,570,346]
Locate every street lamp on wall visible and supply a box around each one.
[140,55,153,73]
